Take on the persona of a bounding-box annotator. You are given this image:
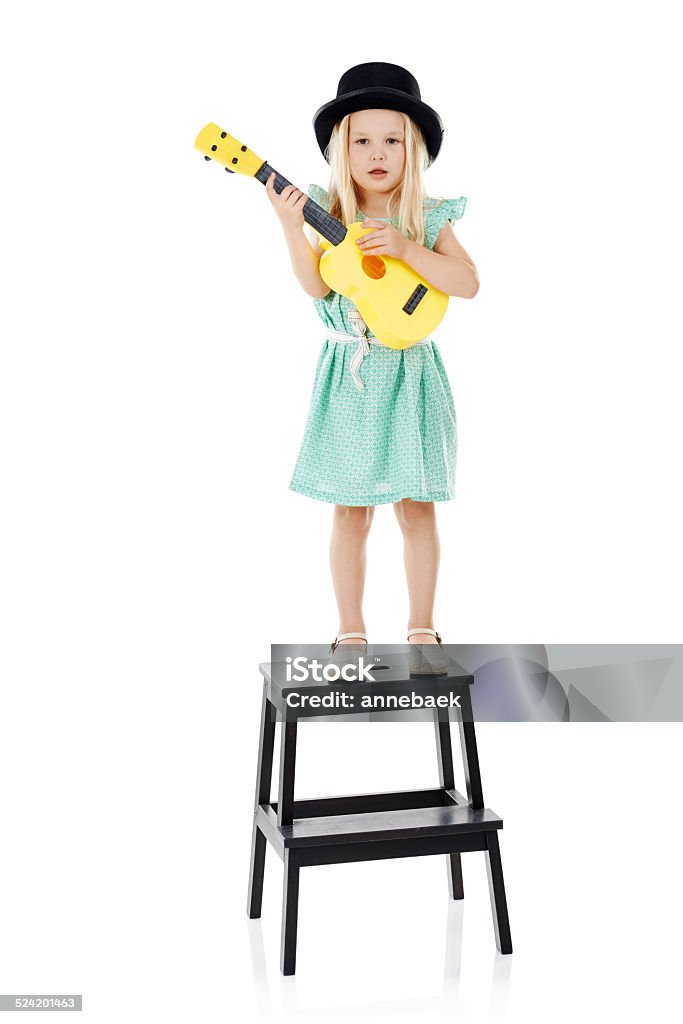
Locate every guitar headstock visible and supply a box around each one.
[194,123,265,176]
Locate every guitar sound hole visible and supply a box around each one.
[361,254,386,280]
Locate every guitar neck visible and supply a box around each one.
[254,162,347,247]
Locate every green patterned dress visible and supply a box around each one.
[289,184,467,506]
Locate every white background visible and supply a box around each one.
[1,1,681,1021]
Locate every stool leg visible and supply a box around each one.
[446,851,465,901]
[457,686,484,810]
[280,848,301,975]
[485,831,513,954]
[434,709,464,900]
[248,830,267,921]
[277,719,297,828]
[247,682,276,919]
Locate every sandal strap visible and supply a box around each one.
[407,628,442,643]
[330,632,368,654]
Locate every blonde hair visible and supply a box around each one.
[324,112,429,245]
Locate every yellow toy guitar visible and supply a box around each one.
[194,122,449,350]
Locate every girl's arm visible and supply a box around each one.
[403,223,479,298]
[266,173,330,299]
[357,218,480,299]
[283,228,331,299]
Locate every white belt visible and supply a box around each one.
[325,308,432,392]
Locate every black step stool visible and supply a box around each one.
[247,649,512,975]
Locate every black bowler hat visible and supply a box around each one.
[312,62,444,167]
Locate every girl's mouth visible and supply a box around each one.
[369,169,387,176]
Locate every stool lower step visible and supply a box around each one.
[263,801,502,848]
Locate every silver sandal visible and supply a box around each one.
[407,628,449,675]
[329,632,368,669]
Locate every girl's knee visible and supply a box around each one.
[393,498,435,532]
[333,504,375,533]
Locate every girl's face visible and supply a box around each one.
[347,109,406,200]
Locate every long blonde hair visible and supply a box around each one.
[324,112,429,245]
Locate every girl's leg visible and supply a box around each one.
[329,505,375,644]
[393,499,440,643]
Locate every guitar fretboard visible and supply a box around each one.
[254,162,347,247]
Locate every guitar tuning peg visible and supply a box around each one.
[225,168,235,174]
[204,155,211,161]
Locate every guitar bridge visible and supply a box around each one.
[402,283,428,315]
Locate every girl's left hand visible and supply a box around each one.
[356,220,410,260]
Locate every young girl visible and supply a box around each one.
[266,63,479,669]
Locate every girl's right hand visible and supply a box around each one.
[266,172,307,233]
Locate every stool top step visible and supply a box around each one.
[260,646,473,717]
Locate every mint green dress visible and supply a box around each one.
[289,184,467,506]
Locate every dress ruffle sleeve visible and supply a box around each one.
[307,183,330,210]
[423,195,467,250]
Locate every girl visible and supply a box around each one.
[266,63,479,670]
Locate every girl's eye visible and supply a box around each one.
[355,138,402,145]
